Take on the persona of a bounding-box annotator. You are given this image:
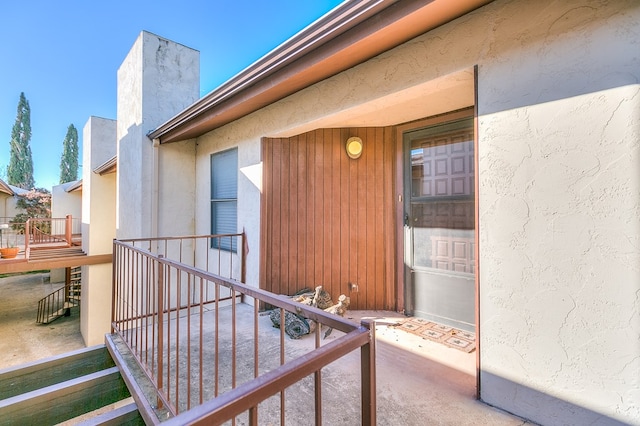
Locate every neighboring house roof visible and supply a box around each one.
[8,184,28,196]
[148,0,492,144]
[53,179,82,193]
[93,155,117,175]
[64,180,83,193]
[0,178,13,196]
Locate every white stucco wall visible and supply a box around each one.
[476,2,640,424]
[80,116,117,346]
[82,116,116,255]
[0,194,14,219]
[50,181,83,283]
[80,262,113,346]
[186,0,639,424]
[51,181,82,221]
[157,139,196,238]
[1,186,26,220]
[195,129,261,289]
[50,181,80,283]
[117,31,199,240]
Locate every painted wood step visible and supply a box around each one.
[0,366,130,425]
[0,346,114,400]
[0,345,135,425]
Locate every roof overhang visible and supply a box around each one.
[148,0,493,144]
[0,179,13,196]
[94,156,118,175]
[65,180,83,192]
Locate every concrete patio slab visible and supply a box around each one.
[0,272,533,425]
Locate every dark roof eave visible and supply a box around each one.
[149,0,493,144]
[0,180,13,196]
[65,180,83,192]
[93,156,118,175]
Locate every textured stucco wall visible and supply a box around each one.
[50,181,83,285]
[196,127,261,290]
[117,31,199,240]
[51,181,82,220]
[157,139,196,238]
[475,1,640,424]
[189,0,639,423]
[3,198,20,219]
[0,194,8,218]
[82,116,116,255]
[80,116,117,346]
[80,263,113,346]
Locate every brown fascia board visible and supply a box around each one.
[0,179,13,196]
[93,155,118,175]
[150,0,493,144]
[65,180,83,192]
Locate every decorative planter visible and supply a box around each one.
[0,247,19,259]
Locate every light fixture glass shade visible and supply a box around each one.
[346,136,363,159]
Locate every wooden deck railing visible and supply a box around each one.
[23,215,80,256]
[111,235,376,425]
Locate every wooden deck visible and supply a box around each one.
[0,244,111,274]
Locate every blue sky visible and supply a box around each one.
[0,0,342,190]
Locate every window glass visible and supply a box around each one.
[210,148,238,251]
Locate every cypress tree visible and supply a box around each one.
[59,124,79,183]
[7,92,35,189]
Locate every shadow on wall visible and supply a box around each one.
[478,1,638,116]
[480,371,634,426]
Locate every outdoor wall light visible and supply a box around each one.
[346,136,363,159]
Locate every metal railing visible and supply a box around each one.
[24,215,80,256]
[0,226,23,246]
[111,234,376,425]
[36,282,80,324]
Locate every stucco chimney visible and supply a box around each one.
[116,31,199,239]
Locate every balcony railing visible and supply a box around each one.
[25,215,80,244]
[111,234,376,425]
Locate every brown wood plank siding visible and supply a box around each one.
[383,126,396,308]
[261,127,395,310]
[313,129,325,289]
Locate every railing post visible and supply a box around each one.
[360,319,376,426]
[111,240,117,334]
[24,219,30,259]
[241,230,247,284]
[157,255,165,410]
[65,214,72,246]
[64,267,71,302]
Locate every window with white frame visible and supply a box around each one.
[210,148,238,251]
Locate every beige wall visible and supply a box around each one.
[0,194,11,220]
[49,182,83,284]
[116,31,199,240]
[80,116,117,346]
[187,0,640,424]
[475,2,639,424]
[1,192,22,220]
[51,182,82,220]
[157,139,196,239]
[80,263,113,346]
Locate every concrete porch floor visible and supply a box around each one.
[0,273,533,425]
